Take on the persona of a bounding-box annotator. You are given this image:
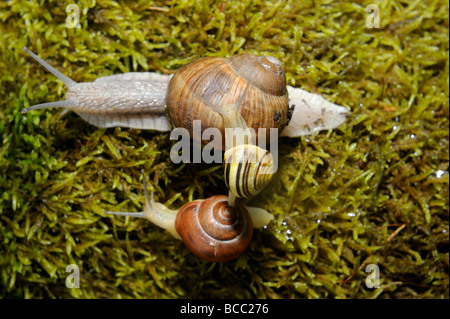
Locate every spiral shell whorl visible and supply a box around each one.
[228,54,286,96]
[224,144,274,199]
[175,195,253,262]
[199,199,242,240]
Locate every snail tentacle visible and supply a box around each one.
[103,210,145,218]
[21,100,78,114]
[22,47,77,88]
[104,172,180,239]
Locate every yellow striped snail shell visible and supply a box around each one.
[224,144,274,199]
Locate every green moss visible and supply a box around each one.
[0,0,448,298]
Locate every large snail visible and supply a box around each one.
[105,172,274,262]
[22,47,349,203]
[21,47,349,141]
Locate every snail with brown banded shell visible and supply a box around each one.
[105,172,274,262]
[21,47,349,142]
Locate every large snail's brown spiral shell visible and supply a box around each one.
[175,195,253,262]
[166,54,289,148]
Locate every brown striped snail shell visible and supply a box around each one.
[166,54,289,147]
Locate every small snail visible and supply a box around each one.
[105,172,274,262]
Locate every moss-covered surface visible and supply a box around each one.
[0,0,448,298]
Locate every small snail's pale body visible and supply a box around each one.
[105,173,274,262]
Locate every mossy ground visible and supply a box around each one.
[0,0,448,298]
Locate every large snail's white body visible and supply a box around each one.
[72,73,172,131]
[77,77,349,137]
